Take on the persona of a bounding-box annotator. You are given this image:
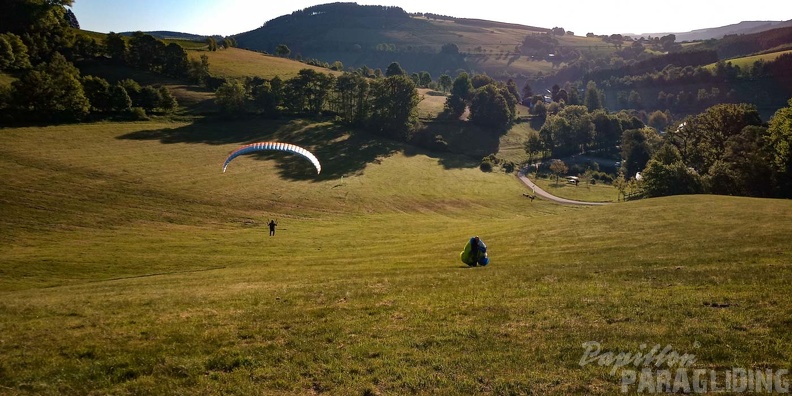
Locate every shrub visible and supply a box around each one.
[126,107,148,120]
[480,156,495,172]
[408,130,449,152]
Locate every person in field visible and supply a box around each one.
[460,236,490,267]
[267,219,278,236]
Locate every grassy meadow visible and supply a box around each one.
[187,48,344,81]
[2,116,791,395]
[706,49,792,70]
[528,175,618,203]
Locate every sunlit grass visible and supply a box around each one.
[1,119,791,394]
[188,48,343,80]
[705,49,792,70]
[528,174,617,203]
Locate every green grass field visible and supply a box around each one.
[189,48,344,81]
[528,175,617,203]
[705,49,792,70]
[2,119,791,395]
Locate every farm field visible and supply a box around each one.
[187,47,345,81]
[2,119,791,394]
[528,174,618,203]
[706,49,792,70]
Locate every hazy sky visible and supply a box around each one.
[70,0,791,37]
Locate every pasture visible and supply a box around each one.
[528,175,617,203]
[1,119,791,394]
[705,49,792,70]
[187,48,344,81]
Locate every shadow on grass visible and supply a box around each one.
[407,119,503,169]
[116,115,499,179]
[116,116,407,181]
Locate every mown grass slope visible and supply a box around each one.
[705,49,792,70]
[188,47,344,81]
[1,118,791,394]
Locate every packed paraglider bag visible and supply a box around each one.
[460,236,489,267]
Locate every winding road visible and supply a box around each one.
[517,171,611,206]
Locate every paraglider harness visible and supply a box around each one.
[461,236,490,267]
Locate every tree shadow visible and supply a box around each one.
[116,116,403,181]
[407,119,502,169]
[116,115,505,180]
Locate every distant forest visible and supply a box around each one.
[235,3,792,119]
[517,25,792,120]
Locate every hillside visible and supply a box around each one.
[632,19,792,41]
[119,30,213,41]
[2,119,791,394]
[72,32,349,114]
[232,3,613,79]
[187,47,344,81]
[3,4,791,392]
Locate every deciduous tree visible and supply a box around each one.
[521,81,533,105]
[275,44,290,57]
[583,81,603,112]
[188,54,210,85]
[108,84,132,112]
[469,84,512,131]
[334,72,369,125]
[767,98,792,196]
[158,86,177,113]
[215,80,247,114]
[82,75,111,112]
[0,0,75,63]
[438,74,452,92]
[641,144,705,197]
[11,52,89,120]
[162,43,189,78]
[621,128,653,178]
[385,62,405,77]
[445,72,472,117]
[549,159,568,185]
[104,32,127,64]
[667,103,762,174]
[524,131,544,163]
[367,74,419,141]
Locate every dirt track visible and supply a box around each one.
[516,172,611,206]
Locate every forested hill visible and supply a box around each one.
[635,20,792,42]
[119,31,213,41]
[234,3,415,54]
[691,25,792,59]
[231,2,792,119]
[232,2,548,77]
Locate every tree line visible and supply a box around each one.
[0,1,184,122]
[640,101,792,198]
[528,97,792,199]
[212,64,420,142]
[212,63,525,143]
[530,32,792,118]
[520,68,792,199]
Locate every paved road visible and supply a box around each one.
[517,171,611,206]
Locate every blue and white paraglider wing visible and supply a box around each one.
[222,142,321,174]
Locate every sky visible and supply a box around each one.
[69,0,792,37]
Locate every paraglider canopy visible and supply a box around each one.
[223,142,321,174]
